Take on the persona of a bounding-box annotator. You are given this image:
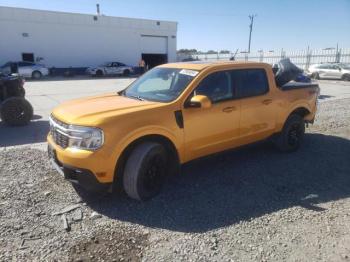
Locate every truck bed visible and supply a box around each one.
[280,81,319,91]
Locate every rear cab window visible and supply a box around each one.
[193,68,269,103]
[233,69,269,98]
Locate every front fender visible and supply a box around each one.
[111,125,183,175]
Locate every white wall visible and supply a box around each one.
[0,6,177,67]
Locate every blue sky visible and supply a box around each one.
[0,0,349,52]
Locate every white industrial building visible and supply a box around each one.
[0,6,177,68]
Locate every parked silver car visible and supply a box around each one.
[86,62,133,77]
[307,63,350,81]
[0,61,49,79]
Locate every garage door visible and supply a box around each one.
[141,36,168,54]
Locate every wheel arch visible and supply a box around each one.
[289,106,311,118]
[278,104,312,131]
[113,133,180,191]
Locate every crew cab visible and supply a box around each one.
[48,61,319,201]
[86,62,133,77]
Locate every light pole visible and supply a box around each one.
[248,14,257,53]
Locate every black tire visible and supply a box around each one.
[273,114,305,152]
[123,69,130,76]
[32,71,42,80]
[123,142,167,201]
[341,74,350,81]
[311,72,320,80]
[0,97,33,126]
[96,70,103,77]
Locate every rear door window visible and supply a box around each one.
[18,62,33,67]
[232,69,269,98]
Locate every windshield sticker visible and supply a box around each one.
[179,69,199,77]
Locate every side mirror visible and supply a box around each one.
[186,95,212,109]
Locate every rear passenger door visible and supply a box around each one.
[233,68,277,143]
[327,65,342,79]
[104,63,117,75]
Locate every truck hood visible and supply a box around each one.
[52,93,158,125]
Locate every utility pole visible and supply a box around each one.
[248,14,257,53]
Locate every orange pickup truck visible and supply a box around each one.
[48,61,319,200]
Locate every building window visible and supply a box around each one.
[22,53,35,62]
[93,16,98,21]
[22,33,29,37]
[156,21,160,26]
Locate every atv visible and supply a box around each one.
[0,73,33,126]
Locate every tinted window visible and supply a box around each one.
[118,62,126,66]
[232,69,269,98]
[18,62,33,67]
[195,71,233,103]
[329,65,340,69]
[318,64,331,69]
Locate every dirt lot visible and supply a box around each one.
[1,82,350,261]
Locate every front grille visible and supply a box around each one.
[50,115,69,149]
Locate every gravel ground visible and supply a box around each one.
[1,98,350,261]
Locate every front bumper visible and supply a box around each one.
[48,139,113,192]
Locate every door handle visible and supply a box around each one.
[262,99,273,105]
[222,106,236,113]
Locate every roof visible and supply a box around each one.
[0,6,177,26]
[159,61,271,71]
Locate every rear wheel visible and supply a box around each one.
[0,97,33,126]
[342,74,350,81]
[123,142,167,201]
[273,114,305,152]
[32,71,42,80]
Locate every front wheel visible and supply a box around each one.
[123,142,167,201]
[273,114,305,152]
[96,70,103,77]
[32,71,42,79]
[123,69,130,76]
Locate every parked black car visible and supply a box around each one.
[0,73,33,126]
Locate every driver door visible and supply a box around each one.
[182,70,241,161]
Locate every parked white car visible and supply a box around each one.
[86,62,133,76]
[306,63,350,81]
[0,61,49,79]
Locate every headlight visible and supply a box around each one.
[67,125,104,150]
[50,116,104,150]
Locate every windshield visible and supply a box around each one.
[124,67,198,102]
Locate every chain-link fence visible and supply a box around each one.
[178,47,350,70]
